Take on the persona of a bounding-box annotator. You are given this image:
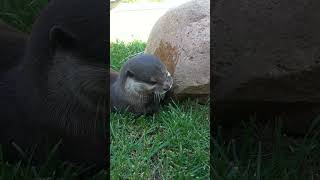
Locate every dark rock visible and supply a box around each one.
[214,0,320,134]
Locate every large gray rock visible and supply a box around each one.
[214,0,320,134]
[145,0,210,103]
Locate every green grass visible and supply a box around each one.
[0,0,47,32]
[0,143,107,179]
[212,117,320,180]
[110,40,210,179]
[110,39,146,71]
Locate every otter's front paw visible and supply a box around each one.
[133,112,144,119]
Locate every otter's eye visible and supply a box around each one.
[150,80,157,85]
[126,70,134,77]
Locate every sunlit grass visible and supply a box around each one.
[110,40,210,179]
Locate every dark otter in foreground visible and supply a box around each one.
[0,20,27,75]
[111,54,173,116]
[0,0,107,174]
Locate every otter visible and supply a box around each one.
[0,20,27,75]
[110,54,173,116]
[0,0,107,175]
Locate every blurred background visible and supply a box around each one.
[110,0,191,42]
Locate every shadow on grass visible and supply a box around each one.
[0,141,106,180]
[212,116,320,180]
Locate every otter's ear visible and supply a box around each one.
[49,25,76,53]
[126,70,134,77]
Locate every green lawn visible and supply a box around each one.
[110,40,210,179]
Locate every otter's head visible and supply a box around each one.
[20,0,108,137]
[119,54,173,101]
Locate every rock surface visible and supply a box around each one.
[145,0,210,103]
[214,0,320,134]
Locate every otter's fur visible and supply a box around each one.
[0,0,107,174]
[0,20,27,75]
[111,54,173,116]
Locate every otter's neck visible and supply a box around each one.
[117,75,151,105]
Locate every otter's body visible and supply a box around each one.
[0,0,107,174]
[110,54,173,115]
[0,21,27,75]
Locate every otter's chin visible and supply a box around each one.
[159,90,168,95]
[153,90,167,98]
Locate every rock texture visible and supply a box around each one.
[145,0,210,103]
[214,0,320,134]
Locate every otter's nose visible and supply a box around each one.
[163,85,170,91]
[163,81,172,91]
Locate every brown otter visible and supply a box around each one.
[111,54,173,116]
